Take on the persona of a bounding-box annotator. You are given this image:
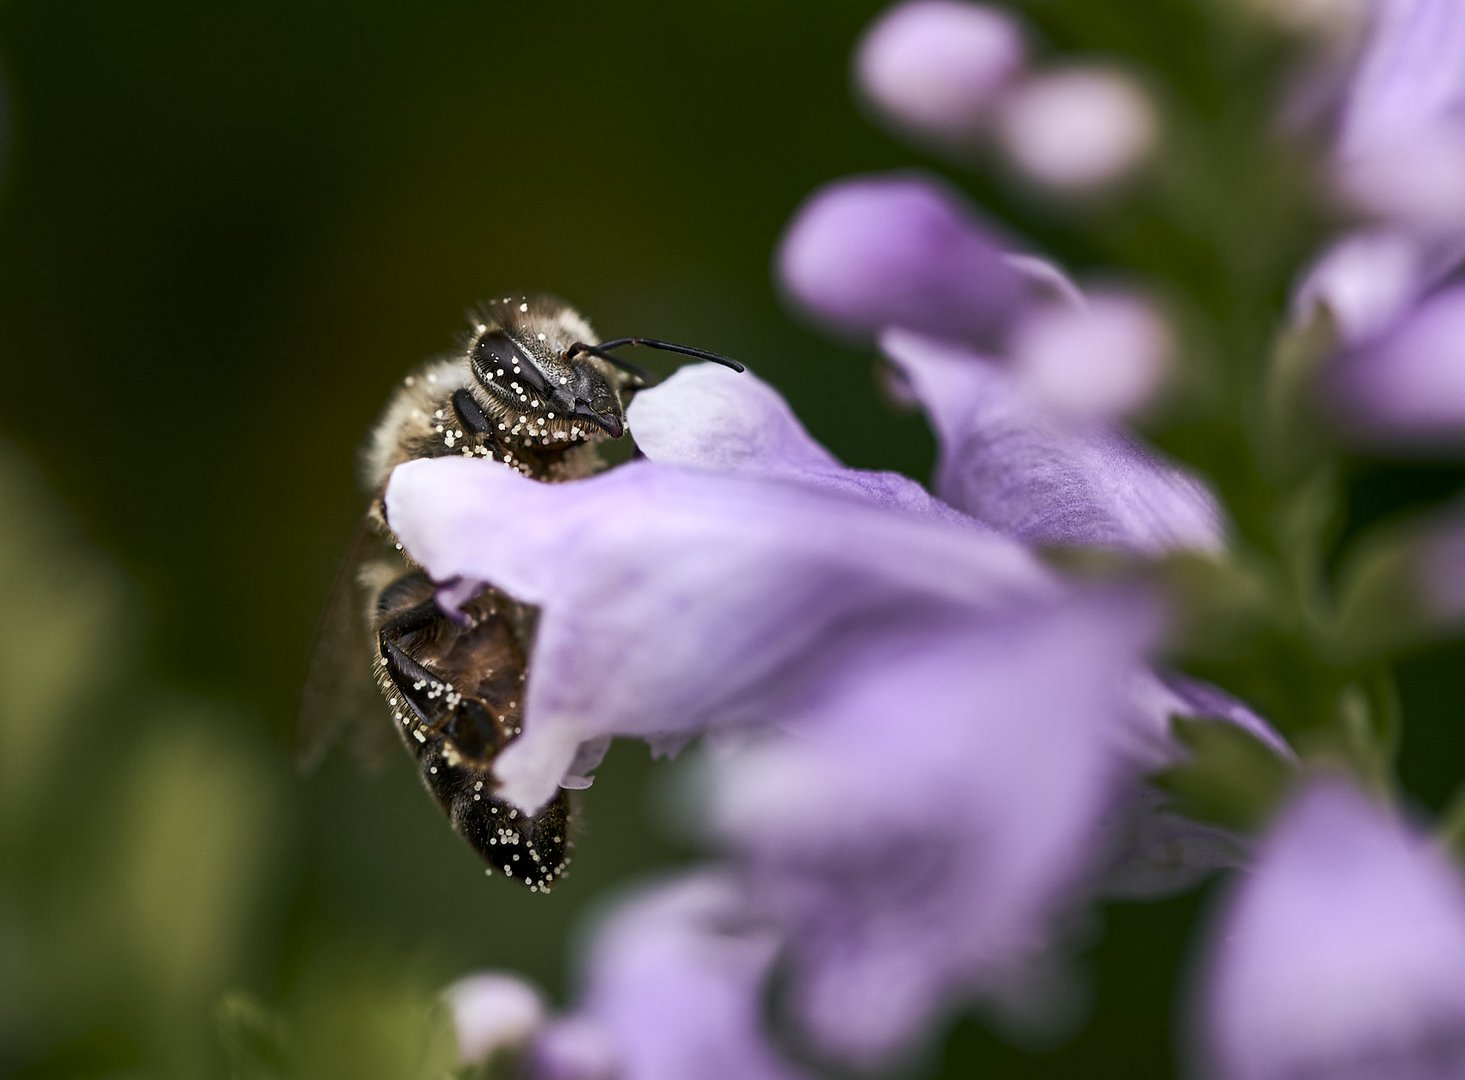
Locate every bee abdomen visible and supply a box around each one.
[370,568,571,892]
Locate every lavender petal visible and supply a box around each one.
[1329,282,1465,445]
[445,973,548,1068]
[883,329,1225,555]
[1192,778,1465,1080]
[855,0,1026,145]
[628,362,979,525]
[549,874,811,1080]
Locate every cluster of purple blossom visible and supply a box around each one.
[389,2,1465,1076]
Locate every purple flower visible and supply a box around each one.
[776,173,1028,345]
[1297,0,1465,446]
[1294,228,1441,347]
[882,329,1225,555]
[385,359,1253,817]
[389,354,1286,1068]
[1335,0,1465,232]
[1006,285,1173,421]
[851,1,1155,194]
[390,139,1289,1059]
[385,447,1057,814]
[700,590,1155,1065]
[1327,282,1465,445]
[992,66,1158,193]
[855,0,1027,145]
[445,973,547,1068]
[535,875,809,1080]
[1190,777,1465,1079]
[449,875,810,1080]
[1303,228,1465,446]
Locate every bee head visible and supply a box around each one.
[463,294,746,447]
[467,297,629,442]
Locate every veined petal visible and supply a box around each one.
[1335,0,1465,230]
[883,329,1224,555]
[702,590,1153,1065]
[1338,0,1465,159]
[385,457,1056,812]
[628,363,977,524]
[1191,778,1465,1080]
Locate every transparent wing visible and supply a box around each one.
[297,516,397,774]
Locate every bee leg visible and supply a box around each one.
[378,600,456,729]
[451,389,493,436]
[440,698,506,765]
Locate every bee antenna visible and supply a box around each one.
[566,342,656,386]
[583,337,747,374]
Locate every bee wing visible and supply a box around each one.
[298,516,396,774]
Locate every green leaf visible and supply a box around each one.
[1262,299,1341,482]
[1152,549,1272,661]
[217,992,289,1080]
[1153,714,1294,832]
[1330,513,1454,664]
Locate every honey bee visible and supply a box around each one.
[304,294,742,893]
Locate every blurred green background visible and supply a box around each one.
[1,1,1462,1078]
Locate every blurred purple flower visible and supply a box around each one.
[776,173,1028,345]
[855,0,1027,145]
[1298,0,1465,446]
[536,875,808,1080]
[1007,286,1173,421]
[701,591,1153,1065]
[450,875,809,1080]
[445,973,547,1068]
[1335,0,1465,232]
[1327,283,1465,444]
[632,367,1282,907]
[993,66,1157,193]
[1295,228,1439,346]
[1190,777,1465,1079]
[850,0,1156,194]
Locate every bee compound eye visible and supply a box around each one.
[472,331,520,375]
[473,331,553,397]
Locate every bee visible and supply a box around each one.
[305,294,742,893]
